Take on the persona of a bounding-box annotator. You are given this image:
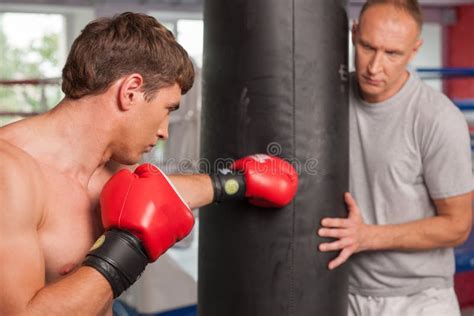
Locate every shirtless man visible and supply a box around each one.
[0,12,298,315]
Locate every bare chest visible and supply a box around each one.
[38,170,103,283]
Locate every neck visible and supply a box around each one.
[2,97,118,186]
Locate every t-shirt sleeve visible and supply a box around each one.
[421,104,473,199]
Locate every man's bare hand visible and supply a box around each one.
[317,192,372,270]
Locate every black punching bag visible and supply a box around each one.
[199,1,349,315]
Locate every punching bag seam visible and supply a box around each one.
[290,1,296,315]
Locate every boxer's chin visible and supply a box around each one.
[111,152,141,166]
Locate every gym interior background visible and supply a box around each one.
[0,0,473,315]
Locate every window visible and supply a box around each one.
[177,19,203,68]
[0,12,66,125]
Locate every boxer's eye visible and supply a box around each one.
[167,104,180,113]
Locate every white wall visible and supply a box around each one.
[411,23,443,91]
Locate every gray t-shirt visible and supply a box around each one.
[348,71,472,297]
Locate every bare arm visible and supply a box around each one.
[0,152,113,315]
[168,173,214,209]
[318,192,473,269]
[23,268,112,316]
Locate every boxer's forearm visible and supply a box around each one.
[24,267,112,316]
[168,155,298,209]
[169,174,214,209]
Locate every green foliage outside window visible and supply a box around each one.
[0,13,64,125]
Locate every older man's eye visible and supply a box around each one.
[386,50,400,57]
[360,43,373,51]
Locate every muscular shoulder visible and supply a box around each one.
[0,138,44,179]
[0,139,45,227]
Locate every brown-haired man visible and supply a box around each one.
[318,1,472,315]
[0,12,298,315]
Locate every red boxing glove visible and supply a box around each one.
[232,154,298,207]
[212,154,298,208]
[100,163,195,261]
[84,163,194,298]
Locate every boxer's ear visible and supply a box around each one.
[117,74,144,111]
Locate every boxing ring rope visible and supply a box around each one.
[417,67,474,79]
[2,71,472,113]
[0,78,61,86]
[0,77,62,119]
[0,77,193,122]
[453,99,474,111]
[0,111,43,117]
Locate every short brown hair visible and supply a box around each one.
[359,0,423,32]
[62,12,194,100]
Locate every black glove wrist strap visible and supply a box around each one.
[211,170,246,203]
[83,229,149,298]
